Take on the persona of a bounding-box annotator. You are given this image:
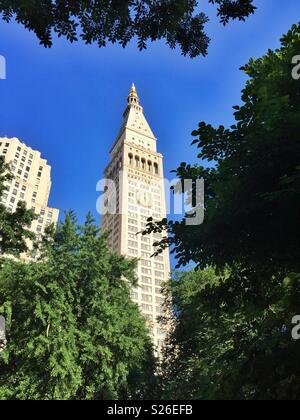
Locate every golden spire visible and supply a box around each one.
[128,83,139,104]
[130,83,137,96]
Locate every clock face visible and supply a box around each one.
[136,190,153,208]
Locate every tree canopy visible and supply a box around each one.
[147,23,300,400]
[0,212,156,400]
[160,268,300,400]
[0,0,256,57]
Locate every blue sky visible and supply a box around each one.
[0,0,299,246]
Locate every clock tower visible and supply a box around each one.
[101,84,171,352]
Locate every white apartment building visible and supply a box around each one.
[0,137,59,239]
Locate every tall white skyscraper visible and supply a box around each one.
[101,84,171,351]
